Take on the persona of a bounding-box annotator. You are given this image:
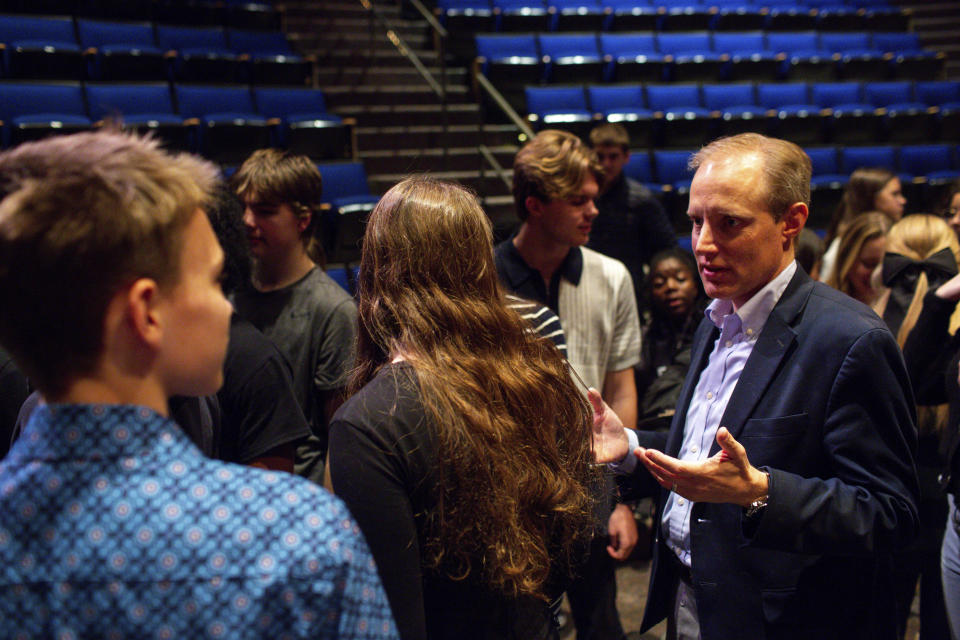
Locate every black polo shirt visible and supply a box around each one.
[494,235,582,313]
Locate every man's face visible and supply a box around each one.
[529,173,600,248]
[594,144,629,187]
[687,154,798,308]
[159,210,232,397]
[241,192,308,265]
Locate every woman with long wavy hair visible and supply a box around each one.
[327,177,597,640]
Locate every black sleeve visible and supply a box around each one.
[903,291,960,406]
[0,350,29,457]
[637,195,677,259]
[220,354,311,464]
[328,412,427,640]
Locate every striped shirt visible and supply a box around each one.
[506,294,567,357]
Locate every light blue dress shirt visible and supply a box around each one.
[621,261,797,568]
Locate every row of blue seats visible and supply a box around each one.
[0,14,306,83]
[0,82,349,163]
[475,30,942,84]
[626,144,960,191]
[0,0,279,30]
[438,0,907,35]
[524,80,960,147]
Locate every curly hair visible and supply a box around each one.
[351,176,596,599]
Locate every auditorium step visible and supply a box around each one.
[317,65,468,87]
[322,84,473,107]
[360,145,517,173]
[369,170,512,201]
[355,124,523,152]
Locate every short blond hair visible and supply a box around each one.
[690,133,811,221]
[589,122,630,151]
[0,130,218,396]
[513,130,603,221]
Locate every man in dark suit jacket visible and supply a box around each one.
[589,132,920,640]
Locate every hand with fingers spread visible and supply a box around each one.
[636,426,768,507]
[588,388,631,464]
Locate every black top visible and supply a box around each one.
[0,346,29,458]
[218,314,311,463]
[902,290,960,497]
[587,173,677,297]
[494,238,582,312]
[328,362,561,640]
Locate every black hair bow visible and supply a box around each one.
[881,247,958,334]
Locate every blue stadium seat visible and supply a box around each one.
[815,3,863,31]
[864,81,935,144]
[550,0,608,31]
[623,149,657,189]
[819,32,885,80]
[840,145,896,174]
[436,0,495,55]
[811,81,881,144]
[605,0,658,32]
[713,31,781,82]
[658,0,715,32]
[872,32,945,81]
[646,83,714,148]
[315,161,380,265]
[76,19,167,82]
[0,81,92,147]
[85,82,192,152]
[898,144,959,185]
[758,81,824,145]
[653,148,696,226]
[475,34,544,111]
[916,81,960,142]
[253,87,351,160]
[174,84,273,164]
[657,32,726,82]
[525,85,594,136]
[228,29,311,86]
[599,32,665,82]
[0,15,84,80]
[766,2,817,31]
[702,83,767,137]
[805,145,845,227]
[712,0,768,32]
[493,0,551,32]
[157,25,245,83]
[587,84,654,147]
[539,33,606,84]
[766,31,833,80]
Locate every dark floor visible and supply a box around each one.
[561,554,922,640]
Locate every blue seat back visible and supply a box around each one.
[898,144,953,176]
[712,32,764,55]
[86,83,175,119]
[538,34,600,59]
[647,84,702,111]
[863,81,913,108]
[819,32,869,54]
[475,34,539,60]
[588,84,645,111]
[804,146,840,175]
[525,86,588,114]
[702,83,757,110]
[175,85,256,117]
[871,32,921,54]
[624,150,653,183]
[0,15,77,46]
[77,19,156,48]
[653,149,695,184]
[156,25,229,52]
[766,31,820,55]
[657,32,712,55]
[599,33,657,57]
[0,82,86,121]
[757,82,809,109]
[254,87,328,117]
[811,82,862,108]
[915,81,960,106]
[316,162,372,202]
[841,145,896,173]
[229,29,293,55]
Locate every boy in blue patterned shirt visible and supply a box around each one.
[0,130,398,640]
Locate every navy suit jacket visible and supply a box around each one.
[623,268,920,640]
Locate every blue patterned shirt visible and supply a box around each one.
[0,403,399,640]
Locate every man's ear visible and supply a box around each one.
[125,278,163,350]
[525,195,545,220]
[781,202,808,245]
[296,207,312,234]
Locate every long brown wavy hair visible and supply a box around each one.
[350,176,596,599]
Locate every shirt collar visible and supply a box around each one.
[500,235,583,288]
[706,261,798,337]
[8,403,197,463]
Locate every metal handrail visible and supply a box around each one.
[473,70,535,139]
[478,144,512,190]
